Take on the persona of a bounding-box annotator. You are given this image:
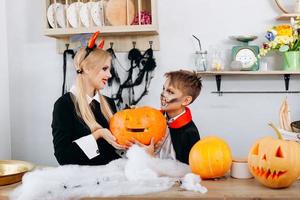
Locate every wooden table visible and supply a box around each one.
[1,176,300,200]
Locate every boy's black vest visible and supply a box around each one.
[166,107,200,164]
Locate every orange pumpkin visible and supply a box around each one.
[248,136,300,188]
[109,106,167,145]
[189,136,232,179]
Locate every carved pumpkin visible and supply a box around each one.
[248,136,300,188]
[189,136,232,179]
[109,106,167,145]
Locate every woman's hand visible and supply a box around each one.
[92,128,128,150]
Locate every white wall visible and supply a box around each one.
[6,0,61,165]
[0,0,11,159]
[6,0,300,165]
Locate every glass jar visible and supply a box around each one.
[210,47,224,71]
[195,50,207,71]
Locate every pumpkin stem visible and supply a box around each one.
[268,122,283,140]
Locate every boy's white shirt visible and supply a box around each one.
[70,86,101,160]
[156,110,186,160]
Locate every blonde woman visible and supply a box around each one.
[52,35,127,165]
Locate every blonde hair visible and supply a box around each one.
[73,47,114,132]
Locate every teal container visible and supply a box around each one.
[283,51,300,71]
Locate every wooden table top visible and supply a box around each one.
[1,176,300,200]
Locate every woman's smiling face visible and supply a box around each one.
[85,57,112,90]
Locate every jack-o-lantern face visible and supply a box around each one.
[109,106,167,145]
[248,136,300,188]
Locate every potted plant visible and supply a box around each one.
[260,18,300,71]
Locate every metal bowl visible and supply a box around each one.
[229,35,258,43]
[291,121,300,133]
[0,160,34,186]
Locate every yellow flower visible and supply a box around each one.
[276,25,293,36]
[269,41,278,48]
[274,36,293,45]
[259,48,269,57]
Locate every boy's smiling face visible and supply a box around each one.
[160,78,189,112]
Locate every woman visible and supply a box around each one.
[51,36,127,165]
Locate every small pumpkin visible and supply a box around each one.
[248,136,300,188]
[109,106,167,145]
[189,136,232,179]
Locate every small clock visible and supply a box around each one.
[230,36,260,71]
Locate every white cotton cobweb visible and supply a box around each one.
[180,173,208,193]
[10,145,206,200]
[125,145,191,181]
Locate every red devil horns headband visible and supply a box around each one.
[76,31,105,74]
[84,31,105,59]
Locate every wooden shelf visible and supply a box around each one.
[44,25,158,38]
[196,71,300,76]
[196,71,300,95]
[276,13,300,20]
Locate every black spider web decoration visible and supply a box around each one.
[107,43,157,110]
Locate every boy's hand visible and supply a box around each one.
[154,133,168,151]
[132,138,155,157]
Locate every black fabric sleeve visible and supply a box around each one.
[182,129,200,164]
[189,129,200,146]
[186,130,200,164]
[51,99,90,165]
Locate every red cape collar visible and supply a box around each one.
[161,107,192,129]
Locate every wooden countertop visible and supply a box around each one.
[1,176,300,200]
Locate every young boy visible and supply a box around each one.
[156,70,202,164]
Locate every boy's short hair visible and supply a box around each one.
[164,70,202,103]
